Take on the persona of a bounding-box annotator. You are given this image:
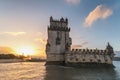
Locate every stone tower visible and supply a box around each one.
[46,16,72,64]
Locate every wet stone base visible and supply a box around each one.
[45,61,115,68]
[65,62,115,68]
[45,61,65,65]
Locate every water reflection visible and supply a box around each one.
[0,61,120,80]
[44,63,119,80]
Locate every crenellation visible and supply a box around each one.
[79,49,81,51]
[76,49,78,51]
[72,49,74,51]
[50,16,68,28]
[66,47,114,64]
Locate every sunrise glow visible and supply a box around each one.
[16,47,35,56]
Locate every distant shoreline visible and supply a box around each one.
[0,58,119,63]
[0,59,24,63]
[0,59,46,63]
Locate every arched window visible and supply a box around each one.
[76,58,78,61]
[105,59,108,62]
[98,59,101,63]
[56,32,61,45]
[83,59,85,61]
[90,59,92,62]
[57,31,61,38]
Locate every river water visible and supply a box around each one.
[0,61,120,80]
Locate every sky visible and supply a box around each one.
[0,0,120,57]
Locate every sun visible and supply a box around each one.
[16,47,35,56]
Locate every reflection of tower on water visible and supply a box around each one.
[44,66,117,80]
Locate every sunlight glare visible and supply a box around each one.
[17,47,35,56]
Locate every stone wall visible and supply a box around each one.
[65,49,113,64]
[46,54,64,61]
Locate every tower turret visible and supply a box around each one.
[106,42,113,54]
[66,18,68,24]
[50,16,53,22]
[60,17,64,22]
[105,42,114,60]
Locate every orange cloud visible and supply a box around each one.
[66,0,80,5]
[0,32,26,36]
[0,47,15,54]
[84,5,113,27]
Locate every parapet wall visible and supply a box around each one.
[49,16,69,29]
[65,48,113,64]
[71,49,107,54]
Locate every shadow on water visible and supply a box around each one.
[44,64,119,80]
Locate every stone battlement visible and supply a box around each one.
[49,16,68,28]
[50,16,68,23]
[70,49,108,54]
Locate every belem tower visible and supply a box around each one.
[46,16,114,67]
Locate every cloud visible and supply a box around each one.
[37,32,43,36]
[72,45,82,48]
[0,32,26,36]
[0,47,15,54]
[66,0,80,5]
[84,5,113,27]
[82,42,88,45]
[72,41,88,48]
[35,38,47,44]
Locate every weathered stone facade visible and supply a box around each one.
[65,45,114,64]
[46,16,71,64]
[46,17,114,66]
